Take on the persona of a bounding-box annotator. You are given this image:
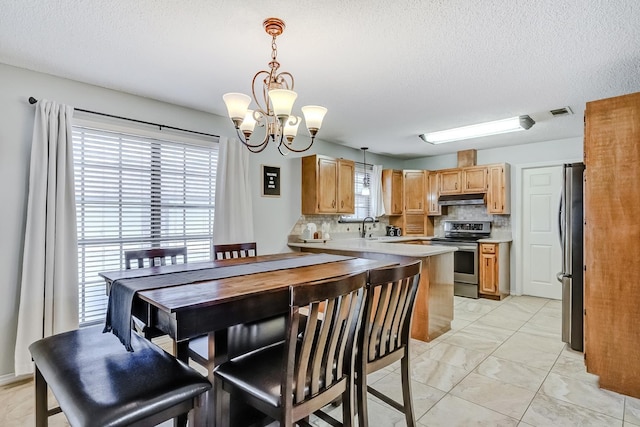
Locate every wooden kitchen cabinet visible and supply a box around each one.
[440,166,488,195]
[584,91,640,398]
[427,171,442,215]
[439,169,462,194]
[381,169,403,215]
[479,242,510,300]
[404,170,426,213]
[463,166,488,193]
[486,163,511,214]
[301,155,354,214]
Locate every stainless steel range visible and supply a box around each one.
[430,220,491,299]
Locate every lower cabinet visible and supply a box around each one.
[479,242,510,300]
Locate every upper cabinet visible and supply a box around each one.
[486,163,510,214]
[427,172,442,215]
[439,169,462,194]
[404,170,426,213]
[301,155,354,215]
[381,169,403,215]
[463,166,488,193]
[439,166,488,195]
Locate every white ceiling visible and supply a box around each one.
[2,0,639,158]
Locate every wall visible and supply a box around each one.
[404,138,584,293]
[0,62,403,381]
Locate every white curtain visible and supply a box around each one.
[370,165,386,218]
[14,100,79,376]
[212,137,255,245]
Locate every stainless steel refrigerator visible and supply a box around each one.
[557,162,584,352]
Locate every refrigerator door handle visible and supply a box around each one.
[558,187,564,248]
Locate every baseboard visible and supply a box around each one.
[0,372,32,387]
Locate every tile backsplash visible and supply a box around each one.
[433,205,511,237]
[289,215,389,240]
[289,206,510,240]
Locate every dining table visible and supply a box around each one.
[98,251,394,425]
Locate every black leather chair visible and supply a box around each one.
[124,246,188,269]
[214,272,367,427]
[356,260,422,427]
[29,325,211,427]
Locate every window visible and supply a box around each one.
[73,124,219,325]
[342,162,373,221]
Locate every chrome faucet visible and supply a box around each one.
[361,217,375,238]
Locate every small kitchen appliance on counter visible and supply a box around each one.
[385,226,402,236]
[430,220,491,298]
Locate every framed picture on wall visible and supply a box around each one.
[261,165,281,197]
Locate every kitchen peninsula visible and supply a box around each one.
[288,237,456,341]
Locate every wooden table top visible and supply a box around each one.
[137,255,392,313]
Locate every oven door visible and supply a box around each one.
[430,241,479,298]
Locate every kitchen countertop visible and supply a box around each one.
[288,236,457,257]
[477,238,513,243]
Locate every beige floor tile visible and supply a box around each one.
[474,313,528,331]
[491,341,560,371]
[418,394,518,427]
[489,304,537,322]
[474,356,548,392]
[450,372,536,419]
[425,342,489,371]
[443,329,506,353]
[625,395,640,425]
[368,371,446,419]
[550,354,599,385]
[521,393,622,426]
[411,355,470,392]
[540,372,625,419]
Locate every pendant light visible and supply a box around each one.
[361,147,370,196]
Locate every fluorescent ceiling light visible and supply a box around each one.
[419,115,535,144]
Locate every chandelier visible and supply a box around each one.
[222,18,327,155]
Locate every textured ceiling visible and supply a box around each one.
[2,0,639,158]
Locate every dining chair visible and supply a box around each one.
[124,246,188,269]
[356,260,422,427]
[124,246,188,338]
[190,240,285,367]
[213,271,367,427]
[29,325,211,427]
[213,242,257,260]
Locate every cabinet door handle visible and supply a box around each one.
[455,182,458,190]
[341,200,344,208]
[332,200,336,208]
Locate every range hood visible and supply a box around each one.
[438,193,486,206]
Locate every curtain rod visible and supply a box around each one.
[28,97,220,139]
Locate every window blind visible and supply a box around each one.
[345,163,372,220]
[73,125,219,325]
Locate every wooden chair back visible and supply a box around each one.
[213,242,257,260]
[214,271,367,427]
[286,272,366,409]
[124,246,188,269]
[356,260,422,427]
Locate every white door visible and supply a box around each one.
[522,166,563,299]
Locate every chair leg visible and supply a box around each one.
[356,366,368,427]
[34,367,48,427]
[400,355,416,427]
[214,377,231,427]
[341,385,354,427]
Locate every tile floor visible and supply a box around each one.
[2,295,639,426]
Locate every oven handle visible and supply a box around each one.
[430,242,478,251]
